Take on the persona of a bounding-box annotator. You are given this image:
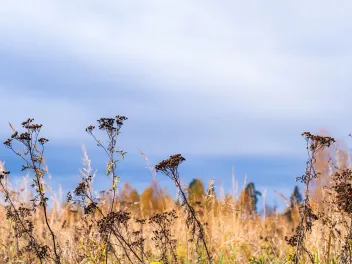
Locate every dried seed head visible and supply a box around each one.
[155,154,185,173]
[38,138,49,145]
[3,138,12,146]
[86,125,95,132]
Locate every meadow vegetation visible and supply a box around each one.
[0,116,351,263]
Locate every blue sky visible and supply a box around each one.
[0,1,351,210]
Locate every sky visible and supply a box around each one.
[0,1,352,211]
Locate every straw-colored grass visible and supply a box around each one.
[1,118,352,263]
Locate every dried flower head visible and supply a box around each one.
[149,210,178,263]
[18,132,31,141]
[155,154,185,176]
[331,168,352,215]
[21,118,34,126]
[11,131,18,138]
[38,138,49,145]
[85,125,95,132]
[3,138,12,146]
[301,132,335,151]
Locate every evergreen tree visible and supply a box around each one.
[290,185,303,208]
[239,182,261,214]
[285,185,303,222]
[188,178,205,205]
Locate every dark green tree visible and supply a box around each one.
[239,182,262,214]
[290,185,303,208]
[188,178,205,205]
[285,185,303,222]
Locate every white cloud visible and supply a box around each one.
[0,1,351,156]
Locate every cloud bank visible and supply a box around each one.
[0,1,351,158]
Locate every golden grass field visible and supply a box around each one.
[0,118,351,264]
